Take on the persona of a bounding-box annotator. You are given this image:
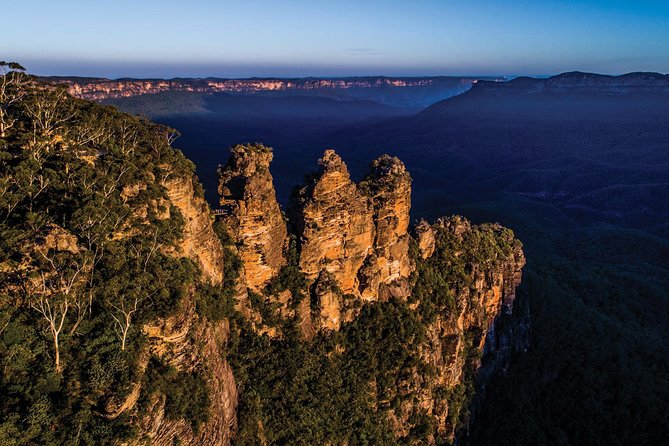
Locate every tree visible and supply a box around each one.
[108,289,153,351]
[0,61,27,139]
[27,247,91,373]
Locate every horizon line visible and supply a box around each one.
[35,70,668,82]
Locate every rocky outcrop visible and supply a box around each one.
[136,292,237,446]
[163,176,226,285]
[292,150,375,298]
[415,219,436,259]
[136,151,527,445]
[357,155,413,300]
[211,147,525,442]
[313,270,342,330]
[218,144,287,291]
[286,150,415,329]
[392,217,526,442]
[290,152,414,294]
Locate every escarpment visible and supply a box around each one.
[213,145,526,443]
[1,76,526,446]
[398,217,526,440]
[163,175,226,285]
[137,174,237,446]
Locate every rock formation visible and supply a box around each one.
[163,176,226,285]
[386,217,526,441]
[217,144,288,291]
[415,219,436,259]
[292,149,375,296]
[357,155,413,300]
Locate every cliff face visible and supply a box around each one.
[216,147,523,354]
[212,146,525,443]
[137,173,237,446]
[47,77,466,101]
[163,176,226,285]
[136,292,237,446]
[358,155,413,301]
[287,150,414,329]
[217,144,287,291]
[109,170,238,446]
[293,150,375,295]
[401,217,526,441]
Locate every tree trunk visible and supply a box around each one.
[54,331,61,373]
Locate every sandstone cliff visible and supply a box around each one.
[292,150,375,296]
[217,144,287,292]
[106,170,237,446]
[398,217,526,441]
[47,76,468,101]
[163,176,226,286]
[357,155,413,301]
[212,147,525,443]
[286,150,414,329]
[135,172,237,446]
[120,147,525,445]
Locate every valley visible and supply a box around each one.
[105,72,669,445]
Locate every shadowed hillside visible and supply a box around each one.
[135,72,669,445]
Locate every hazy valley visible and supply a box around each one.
[100,72,669,444]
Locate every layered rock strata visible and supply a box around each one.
[388,217,526,441]
[217,144,288,291]
[357,155,413,300]
[292,150,376,296]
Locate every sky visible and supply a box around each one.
[3,0,669,78]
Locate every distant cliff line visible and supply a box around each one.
[43,75,481,101]
[45,71,669,103]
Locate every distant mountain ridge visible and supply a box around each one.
[467,71,669,96]
[43,75,493,108]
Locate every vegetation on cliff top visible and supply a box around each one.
[229,220,521,445]
[0,66,216,444]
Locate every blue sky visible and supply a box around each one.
[3,0,669,78]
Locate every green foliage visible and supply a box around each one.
[195,282,236,322]
[411,220,519,324]
[142,358,211,433]
[195,221,240,321]
[229,298,426,445]
[0,74,215,444]
[264,234,307,311]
